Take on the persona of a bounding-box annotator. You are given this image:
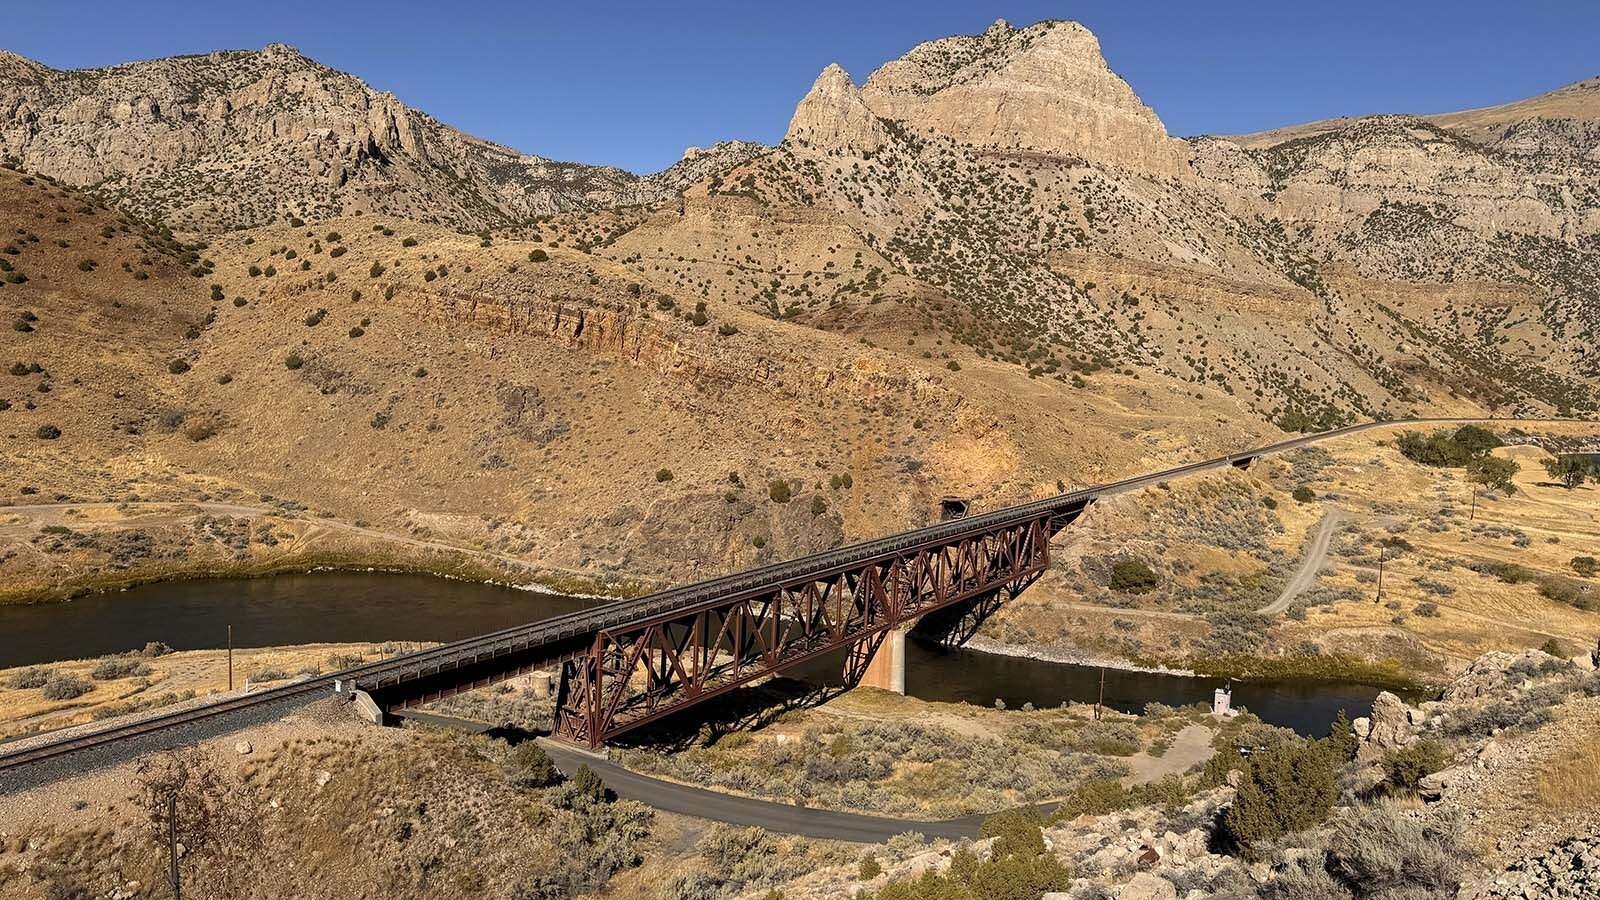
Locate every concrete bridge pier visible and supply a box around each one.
[859,626,908,694]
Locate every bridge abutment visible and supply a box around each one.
[859,626,908,694]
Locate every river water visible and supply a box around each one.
[0,572,1399,735]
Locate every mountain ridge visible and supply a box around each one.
[0,42,766,231]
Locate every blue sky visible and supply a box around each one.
[6,1,1597,174]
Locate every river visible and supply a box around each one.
[0,572,1399,736]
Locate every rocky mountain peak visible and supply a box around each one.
[784,63,885,152]
[0,45,757,231]
[855,19,1191,176]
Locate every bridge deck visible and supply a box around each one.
[351,417,1502,700]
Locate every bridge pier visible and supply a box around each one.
[858,626,908,694]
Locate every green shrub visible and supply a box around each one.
[528,249,547,262]
[369,261,386,278]
[1222,741,1336,855]
[1109,558,1159,593]
[35,424,61,440]
[167,359,190,374]
[569,764,608,805]
[1573,557,1598,578]
[284,352,304,370]
[1381,741,1451,795]
[810,495,828,516]
[503,741,559,789]
[858,856,882,880]
[768,480,792,503]
[655,468,674,483]
[1292,486,1317,503]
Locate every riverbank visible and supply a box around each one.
[964,632,1438,694]
[0,544,649,607]
[0,499,657,606]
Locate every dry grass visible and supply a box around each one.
[0,642,382,739]
[1535,741,1600,817]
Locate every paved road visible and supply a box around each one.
[1259,508,1344,615]
[394,709,985,841]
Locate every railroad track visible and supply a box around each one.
[0,416,1583,775]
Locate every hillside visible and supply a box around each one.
[0,45,764,231]
[1,18,1598,663]
[0,165,1265,603]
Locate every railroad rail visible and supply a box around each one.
[0,417,1584,767]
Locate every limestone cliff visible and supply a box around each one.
[0,45,762,231]
[858,20,1191,177]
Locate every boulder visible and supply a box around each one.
[1361,691,1412,756]
[234,740,253,755]
[1418,764,1470,801]
[1443,651,1520,701]
[1119,872,1179,900]
[1352,716,1372,740]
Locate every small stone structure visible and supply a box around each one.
[1211,685,1235,718]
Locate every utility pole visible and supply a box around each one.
[166,792,181,900]
[1095,666,1106,721]
[227,624,233,692]
[1470,488,1478,522]
[1375,544,1387,604]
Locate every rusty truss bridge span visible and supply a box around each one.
[347,418,1547,748]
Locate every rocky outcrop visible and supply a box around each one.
[784,65,886,153]
[857,20,1191,177]
[1357,690,1414,760]
[0,46,761,231]
[1473,828,1600,899]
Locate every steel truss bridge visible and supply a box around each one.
[0,418,1573,770]
[349,418,1531,748]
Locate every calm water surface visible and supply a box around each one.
[0,572,1400,735]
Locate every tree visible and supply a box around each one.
[1323,710,1359,763]
[1292,486,1317,503]
[1223,741,1337,855]
[1467,455,1519,494]
[1544,455,1593,489]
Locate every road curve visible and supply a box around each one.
[1259,508,1345,615]
[0,416,1586,786]
[392,709,985,841]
